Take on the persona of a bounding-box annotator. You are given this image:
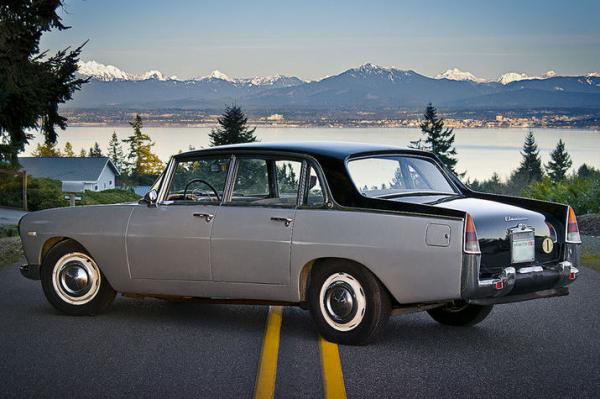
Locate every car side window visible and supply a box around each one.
[304,166,325,207]
[229,158,302,207]
[166,157,230,204]
[275,160,302,204]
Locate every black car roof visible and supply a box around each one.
[175,141,436,161]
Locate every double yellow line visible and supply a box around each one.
[253,306,347,399]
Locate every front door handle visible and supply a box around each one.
[271,217,293,227]
[193,212,214,222]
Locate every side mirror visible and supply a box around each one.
[142,189,158,206]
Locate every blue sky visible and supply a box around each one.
[41,0,600,80]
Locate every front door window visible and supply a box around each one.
[166,157,230,204]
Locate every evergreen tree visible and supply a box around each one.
[577,163,600,179]
[514,131,544,183]
[79,148,87,157]
[123,114,163,176]
[545,139,572,182]
[209,105,257,147]
[88,142,103,157]
[0,1,87,167]
[107,132,125,172]
[409,103,459,174]
[31,142,61,157]
[63,142,75,157]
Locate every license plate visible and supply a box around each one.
[511,229,535,264]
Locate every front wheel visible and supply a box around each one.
[41,240,116,316]
[427,302,493,326]
[309,260,391,345]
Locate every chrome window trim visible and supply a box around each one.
[157,157,176,203]
[299,159,330,208]
[296,160,308,208]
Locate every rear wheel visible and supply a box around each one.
[309,260,390,345]
[427,302,493,326]
[41,240,116,316]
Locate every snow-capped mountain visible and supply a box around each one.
[77,61,167,81]
[70,61,600,109]
[342,63,417,81]
[435,68,486,83]
[498,72,533,85]
[77,60,132,81]
[195,70,304,87]
[498,70,561,84]
[196,70,235,82]
[138,70,166,81]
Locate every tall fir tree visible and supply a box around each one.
[514,131,544,183]
[0,1,87,167]
[123,114,163,176]
[31,142,61,157]
[209,105,257,147]
[409,103,459,174]
[88,142,103,157]
[107,131,125,172]
[545,139,572,182]
[63,142,75,157]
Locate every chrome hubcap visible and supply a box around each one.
[52,253,101,305]
[59,262,91,297]
[319,272,366,332]
[324,282,357,323]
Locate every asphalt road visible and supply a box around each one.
[0,262,599,399]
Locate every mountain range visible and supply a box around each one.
[70,61,600,110]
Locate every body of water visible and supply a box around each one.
[23,127,600,181]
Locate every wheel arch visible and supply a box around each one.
[40,236,71,265]
[297,257,394,304]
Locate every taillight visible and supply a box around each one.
[464,213,481,254]
[566,207,581,243]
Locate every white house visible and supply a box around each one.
[18,157,119,192]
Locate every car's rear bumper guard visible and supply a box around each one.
[461,253,579,303]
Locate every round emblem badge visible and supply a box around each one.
[542,237,554,254]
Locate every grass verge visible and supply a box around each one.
[581,256,600,272]
[0,225,23,268]
[0,237,23,268]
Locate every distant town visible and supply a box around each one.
[62,108,600,129]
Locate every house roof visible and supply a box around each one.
[18,157,119,182]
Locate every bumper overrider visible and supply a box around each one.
[19,264,40,280]
[461,243,580,305]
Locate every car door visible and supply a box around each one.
[210,156,304,285]
[126,156,231,281]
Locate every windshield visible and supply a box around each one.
[347,156,457,198]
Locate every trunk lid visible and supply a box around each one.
[393,195,561,275]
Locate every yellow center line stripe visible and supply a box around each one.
[319,336,347,399]
[254,305,283,399]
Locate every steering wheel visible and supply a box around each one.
[182,179,220,202]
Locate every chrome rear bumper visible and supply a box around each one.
[461,252,579,305]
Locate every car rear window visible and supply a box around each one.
[347,156,457,198]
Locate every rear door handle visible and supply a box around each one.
[270,217,293,227]
[193,212,214,222]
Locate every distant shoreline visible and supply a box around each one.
[66,123,600,131]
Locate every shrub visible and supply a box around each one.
[27,178,65,211]
[524,177,600,215]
